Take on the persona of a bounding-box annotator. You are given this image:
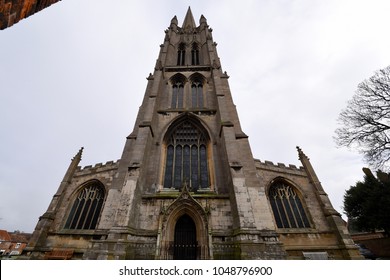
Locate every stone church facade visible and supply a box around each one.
[23,8,360,260]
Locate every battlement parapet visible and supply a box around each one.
[254,158,306,176]
[75,160,120,176]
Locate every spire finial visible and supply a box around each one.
[182,6,196,30]
[296,146,309,160]
[170,15,178,26]
[200,14,207,25]
[73,147,84,161]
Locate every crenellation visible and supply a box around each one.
[254,158,304,173]
[74,160,120,176]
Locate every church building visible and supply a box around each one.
[23,8,361,260]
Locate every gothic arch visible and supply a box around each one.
[160,113,213,143]
[159,114,215,191]
[169,73,187,85]
[63,179,106,230]
[169,74,187,109]
[266,176,304,195]
[266,177,311,229]
[191,42,200,65]
[189,72,206,84]
[70,179,107,197]
[177,42,186,66]
[157,187,210,259]
[189,73,206,108]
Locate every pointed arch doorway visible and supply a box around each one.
[174,214,197,259]
[157,187,210,259]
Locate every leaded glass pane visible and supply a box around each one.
[172,86,178,108]
[85,199,98,229]
[64,184,105,230]
[192,85,198,108]
[284,196,297,228]
[77,199,91,229]
[200,145,208,188]
[71,197,84,229]
[269,198,283,228]
[164,145,174,188]
[269,182,310,229]
[191,145,199,189]
[191,82,204,108]
[174,146,182,188]
[183,145,190,183]
[164,120,209,190]
[197,84,203,108]
[177,85,183,108]
[294,196,310,227]
[276,197,289,228]
[177,43,186,66]
[191,43,200,65]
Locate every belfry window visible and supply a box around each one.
[268,181,310,228]
[191,81,203,108]
[64,182,105,230]
[191,43,200,65]
[171,82,184,109]
[164,119,209,190]
[170,74,186,109]
[177,43,186,66]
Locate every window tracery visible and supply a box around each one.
[64,182,105,230]
[177,43,186,66]
[170,74,186,109]
[164,119,209,190]
[191,43,200,65]
[191,81,203,108]
[268,181,310,228]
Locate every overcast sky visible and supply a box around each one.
[1,0,390,233]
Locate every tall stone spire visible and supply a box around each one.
[182,6,197,30]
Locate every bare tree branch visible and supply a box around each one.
[335,65,390,171]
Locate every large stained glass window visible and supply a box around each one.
[269,181,310,228]
[64,182,105,230]
[164,119,209,190]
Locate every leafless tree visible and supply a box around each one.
[335,66,390,170]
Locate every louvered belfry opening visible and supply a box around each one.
[173,214,197,260]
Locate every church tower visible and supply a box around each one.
[24,8,361,260]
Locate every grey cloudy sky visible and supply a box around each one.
[1,0,390,232]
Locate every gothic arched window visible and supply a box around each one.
[164,119,209,190]
[177,43,186,66]
[171,82,184,109]
[191,43,200,65]
[170,74,186,109]
[191,81,203,108]
[64,181,105,230]
[268,181,310,228]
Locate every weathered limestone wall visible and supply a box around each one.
[254,158,359,259]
